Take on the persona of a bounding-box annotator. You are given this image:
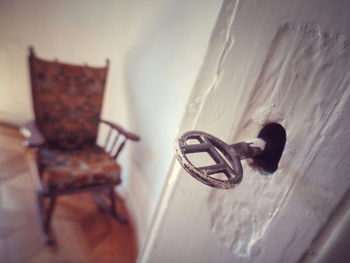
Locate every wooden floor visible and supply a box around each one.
[0,125,138,263]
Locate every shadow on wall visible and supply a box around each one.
[122,0,221,238]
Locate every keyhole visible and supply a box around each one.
[251,122,286,173]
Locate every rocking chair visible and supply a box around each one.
[21,47,140,244]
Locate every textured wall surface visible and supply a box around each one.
[140,0,350,262]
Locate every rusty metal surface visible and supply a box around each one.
[175,131,263,189]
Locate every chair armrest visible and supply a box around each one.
[20,120,45,147]
[100,119,140,141]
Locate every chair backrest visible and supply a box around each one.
[29,47,109,150]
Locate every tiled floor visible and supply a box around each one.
[0,125,138,263]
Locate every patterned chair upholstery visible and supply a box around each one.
[40,145,121,191]
[30,52,107,150]
[22,47,140,244]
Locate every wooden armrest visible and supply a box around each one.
[20,120,45,147]
[100,119,140,141]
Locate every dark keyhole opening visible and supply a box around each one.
[252,122,286,173]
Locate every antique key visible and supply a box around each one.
[175,123,286,189]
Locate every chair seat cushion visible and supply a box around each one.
[39,145,121,191]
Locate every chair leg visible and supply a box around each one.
[36,192,56,245]
[92,188,128,224]
[109,187,116,215]
[44,196,56,233]
[109,187,128,224]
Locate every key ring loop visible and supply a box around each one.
[176,131,243,189]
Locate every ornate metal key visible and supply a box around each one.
[175,123,286,189]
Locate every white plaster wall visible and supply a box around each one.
[0,0,222,248]
[123,0,222,245]
[141,0,350,262]
[303,188,350,263]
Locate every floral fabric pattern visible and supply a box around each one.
[40,145,121,191]
[30,55,108,150]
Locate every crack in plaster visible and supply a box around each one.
[191,0,240,127]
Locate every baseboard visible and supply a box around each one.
[0,120,20,129]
